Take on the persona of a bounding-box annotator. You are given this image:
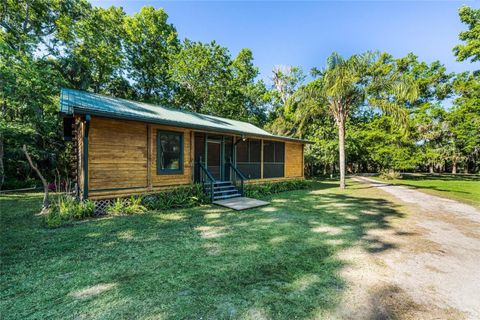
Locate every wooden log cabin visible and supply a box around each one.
[60,88,310,201]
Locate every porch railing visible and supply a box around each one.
[227,157,246,196]
[198,156,215,202]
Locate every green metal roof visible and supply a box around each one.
[60,88,310,143]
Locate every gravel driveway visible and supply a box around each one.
[332,177,480,320]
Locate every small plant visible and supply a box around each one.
[379,170,402,180]
[142,184,208,211]
[244,179,312,198]
[105,198,125,215]
[44,195,96,227]
[123,196,147,215]
[82,200,96,217]
[105,196,146,215]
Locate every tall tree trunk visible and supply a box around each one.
[338,120,346,189]
[0,133,4,190]
[22,145,49,210]
[452,160,457,174]
[0,101,5,190]
[429,165,434,174]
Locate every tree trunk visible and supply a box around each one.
[338,120,346,189]
[0,133,4,190]
[429,165,434,174]
[452,160,457,174]
[22,145,49,210]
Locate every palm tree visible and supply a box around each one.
[291,52,417,189]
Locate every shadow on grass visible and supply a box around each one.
[401,173,479,182]
[1,186,405,319]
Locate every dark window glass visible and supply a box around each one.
[157,130,183,174]
[249,140,261,162]
[274,142,285,163]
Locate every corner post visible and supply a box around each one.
[83,114,91,200]
[261,139,264,179]
[147,124,152,190]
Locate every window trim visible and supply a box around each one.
[156,130,184,175]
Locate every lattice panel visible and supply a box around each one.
[92,199,114,215]
[91,197,147,215]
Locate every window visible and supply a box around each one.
[157,130,183,174]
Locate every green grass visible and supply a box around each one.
[374,174,480,208]
[1,181,406,319]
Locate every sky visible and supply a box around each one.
[91,1,479,85]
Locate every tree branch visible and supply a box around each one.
[22,145,49,210]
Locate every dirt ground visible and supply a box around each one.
[329,177,480,320]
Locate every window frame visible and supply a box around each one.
[156,130,184,175]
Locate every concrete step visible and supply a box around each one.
[213,193,241,200]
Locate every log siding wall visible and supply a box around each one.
[82,116,304,200]
[285,142,304,178]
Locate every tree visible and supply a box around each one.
[267,66,306,135]
[124,6,180,103]
[448,72,480,173]
[228,48,268,126]
[170,40,267,125]
[23,145,49,210]
[56,5,125,93]
[292,52,417,189]
[1,1,68,190]
[170,40,232,113]
[271,66,306,105]
[453,6,480,64]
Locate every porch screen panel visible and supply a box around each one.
[263,141,285,178]
[194,133,205,183]
[224,137,233,181]
[236,139,261,179]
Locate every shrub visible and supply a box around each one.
[105,198,125,215]
[379,170,402,180]
[142,184,208,211]
[44,195,96,227]
[244,179,312,198]
[105,196,147,215]
[123,196,147,215]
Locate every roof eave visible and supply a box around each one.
[71,106,312,144]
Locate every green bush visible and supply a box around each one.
[44,195,96,227]
[244,179,312,198]
[142,184,208,211]
[105,198,125,215]
[124,196,147,215]
[379,170,402,180]
[106,196,147,215]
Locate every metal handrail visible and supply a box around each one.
[198,156,215,202]
[227,157,246,196]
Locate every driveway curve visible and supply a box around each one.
[334,176,480,319]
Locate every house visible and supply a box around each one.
[60,88,309,201]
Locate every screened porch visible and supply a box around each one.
[194,132,285,182]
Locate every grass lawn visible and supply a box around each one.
[1,180,405,319]
[373,174,480,208]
